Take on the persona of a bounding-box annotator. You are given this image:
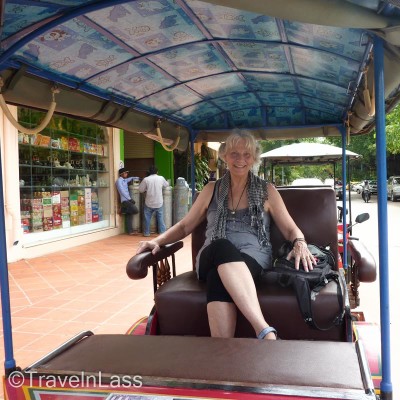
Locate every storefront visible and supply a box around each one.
[1,106,123,262]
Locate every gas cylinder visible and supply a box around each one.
[173,177,189,225]
[129,179,141,232]
[163,184,173,229]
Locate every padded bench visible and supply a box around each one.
[26,334,373,399]
[127,186,375,341]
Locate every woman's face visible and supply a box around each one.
[225,139,255,177]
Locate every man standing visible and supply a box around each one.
[116,167,138,235]
[139,165,169,237]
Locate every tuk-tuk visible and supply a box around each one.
[0,1,397,399]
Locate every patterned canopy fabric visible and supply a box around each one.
[1,1,400,146]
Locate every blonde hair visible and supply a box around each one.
[218,130,261,164]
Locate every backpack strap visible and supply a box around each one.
[293,274,344,330]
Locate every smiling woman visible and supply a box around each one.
[136,130,316,341]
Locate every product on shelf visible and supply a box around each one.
[18,111,109,235]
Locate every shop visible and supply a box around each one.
[1,105,196,262]
[1,106,123,262]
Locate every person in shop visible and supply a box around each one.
[116,167,138,235]
[136,131,315,340]
[138,165,169,237]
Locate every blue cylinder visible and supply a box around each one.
[173,177,189,225]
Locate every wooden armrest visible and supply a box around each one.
[348,239,376,282]
[126,241,184,280]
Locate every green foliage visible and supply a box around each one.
[193,153,210,191]
[187,153,210,191]
[323,134,377,181]
[260,138,332,184]
[386,104,400,154]
[260,134,381,183]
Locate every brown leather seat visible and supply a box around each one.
[154,186,348,340]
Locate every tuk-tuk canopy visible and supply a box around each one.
[1,1,400,149]
[260,142,361,165]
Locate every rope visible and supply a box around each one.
[346,111,352,145]
[363,68,375,117]
[155,119,180,151]
[0,77,59,135]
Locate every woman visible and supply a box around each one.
[136,131,315,340]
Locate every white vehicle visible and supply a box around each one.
[353,182,364,194]
[387,176,400,202]
[291,178,324,186]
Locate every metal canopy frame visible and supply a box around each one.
[0,1,397,398]
[0,1,399,145]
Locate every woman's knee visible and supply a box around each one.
[206,268,233,303]
[198,238,243,280]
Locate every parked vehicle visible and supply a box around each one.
[291,177,323,186]
[368,180,378,194]
[353,182,364,194]
[325,178,343,200]
[335,184,343,200]
[387,176,400,202]
[353,180,376,195]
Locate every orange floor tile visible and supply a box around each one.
[0,233,192,398]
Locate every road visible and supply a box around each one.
[339,191,399,394]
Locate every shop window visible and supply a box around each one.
[18,108,110,237]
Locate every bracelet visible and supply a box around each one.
[292,238,307,246]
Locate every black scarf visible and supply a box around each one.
[211,171,269,246]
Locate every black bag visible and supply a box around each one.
[272,242,343,330]
[121,200,139,215]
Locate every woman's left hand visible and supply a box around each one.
[287,241,316,272]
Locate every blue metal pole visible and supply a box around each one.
[374,34,392,400]
[340,126,348,270]
[0,140,16,373]
[190,130,196,200]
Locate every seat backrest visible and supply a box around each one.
[191,186,338,270]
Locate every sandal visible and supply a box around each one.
[257,326,277,339]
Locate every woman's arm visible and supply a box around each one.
[265,184,315,271]
[136,182,215,255]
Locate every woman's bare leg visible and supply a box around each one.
[217,261,276,339]
[207,301,237,337]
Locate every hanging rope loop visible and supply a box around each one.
[0,76,59,135]
[155,119,180,151]
[362,67,375,117]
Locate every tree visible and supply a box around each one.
[323,132,377,180]
[260,138,328,184]
[386,104,400,154]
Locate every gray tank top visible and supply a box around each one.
[195,182,273,275]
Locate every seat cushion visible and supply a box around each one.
[155,271,346,341]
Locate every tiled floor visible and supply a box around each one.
[0,233,192,395]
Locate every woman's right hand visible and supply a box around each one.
[136,240,161,255]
